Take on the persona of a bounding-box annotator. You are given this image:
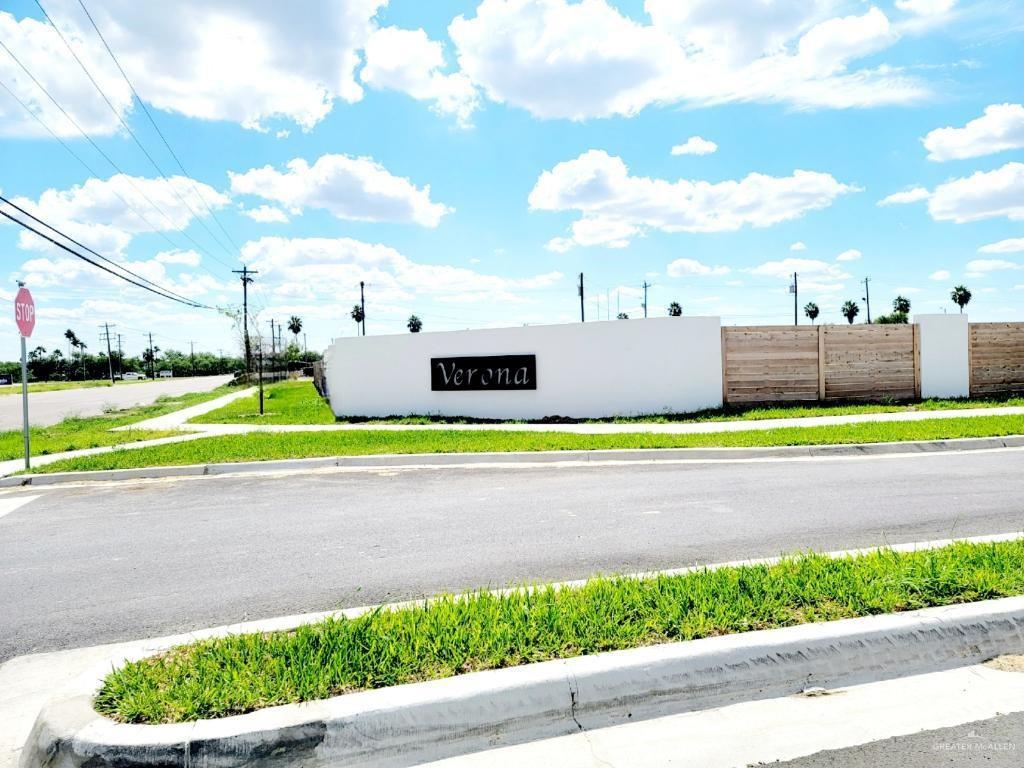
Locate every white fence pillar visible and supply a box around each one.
[914,314,970,399]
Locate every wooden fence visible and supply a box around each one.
[723,321,1024,404]
[970,322,1024,396]
[722,324,921,404]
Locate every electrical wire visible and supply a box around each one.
[0,208,214,309]
[34,0,236,261]
[0,36,233,271]
[0,194,207,307]
[73,0,242,254]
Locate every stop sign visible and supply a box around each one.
[14,287,35,338]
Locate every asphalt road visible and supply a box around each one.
[776,712,1024,767]
[0,374,233,429]
[1,448,1023,661]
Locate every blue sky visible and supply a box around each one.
[1,0,1022,360]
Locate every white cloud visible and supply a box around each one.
[361,26,479,127]
[923,104,1024,161]
[666,258,730,277]
[836,248,862,261]
[242,205,290,224]
[790,241,807,251]
[2,173,229,255]
[1,0,387,135]
[229,154,451,227]
[928,162,1024,224]
[748,257,850,281]
[449,0,926,122]
[0,11,131,138]
[895,0,956,16]
[929,269,950,280]
[529,150,854,246]
[877,186,930,206]
[671,136,718,156]
[965,258,1020,276]
[241,236,563,306]
[979,238,1024,254]
[154,249,201,267]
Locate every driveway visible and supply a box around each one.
[0,375,234,429]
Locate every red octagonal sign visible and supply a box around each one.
[15,286,35,338]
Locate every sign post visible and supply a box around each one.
[14,283,35,470]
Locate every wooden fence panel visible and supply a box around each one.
[722,326,820,404]
[822,325,916,401]
[970,322,1024,396]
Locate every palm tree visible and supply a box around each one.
[951,285,972,314]
[350,304,364,335]
[893,295,911,314]
[667,301,682,317]
[617,312,629,320]
[841,300,860,324]
[407,314,422,333]
[64,329,78,369]
[287,315,302,344]
[77,340,88,380]
[804,302,820,324]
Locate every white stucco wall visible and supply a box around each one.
[914,314,970,398]
[324,317,723,419]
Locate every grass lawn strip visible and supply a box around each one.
[0,385,236,460]
[96,540,1024,724]
[0,379,151,396]
[31,413,1024,473]
[192,381,1024,427]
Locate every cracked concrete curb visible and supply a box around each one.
[2,434,1023,487]
[20,597,1024,768]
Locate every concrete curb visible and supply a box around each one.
[2,434,1023,487]
[21,597,1024,768]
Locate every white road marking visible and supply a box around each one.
[640,510,662,515]
[0,495,38,521]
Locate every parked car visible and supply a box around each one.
[121,372,146,381]
[158,370,173,378]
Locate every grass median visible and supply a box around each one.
[28,412,1024,473]
[95,539,1024,724]
[193,381,1024,426]
[0,386,234,460]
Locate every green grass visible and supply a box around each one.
[0,386,234,460]
[95,540,1024,724]
[191,380,334,425]
[30,413,1024,473]
[193,381,1024,426]
[0,378,152,396]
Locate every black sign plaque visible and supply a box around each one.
[431,354,537,391]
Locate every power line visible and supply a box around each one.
[0,36,233,271]
[0,194,207,307]
[34,0,237,261]
[0,206,214,309]
[74,0,242,255]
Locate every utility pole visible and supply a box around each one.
[642,280,650,318]
[862,277,872,324]
[257,341,264,415]
[303,333,307,353]
[359,281,366,336]
[268,319,276,378]
[116,334,124,378]
[189,341,196,377]
[790,272,799,326]
[578,273,585,322]
[147,333,155,380]
[232,266,257,373]
[100,323,115,384]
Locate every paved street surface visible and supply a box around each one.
[2,448,1023,661]
[776,712,1024,767]
[0,374,233,429]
